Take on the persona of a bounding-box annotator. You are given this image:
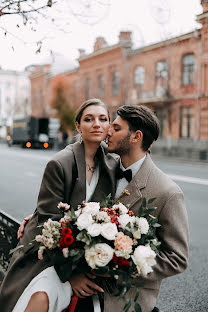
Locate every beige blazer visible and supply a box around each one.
[0,142,117,312]
[104,154,189,312]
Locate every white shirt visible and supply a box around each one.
[115,155,146,198]
[85,165,99,202]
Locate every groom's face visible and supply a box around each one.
[108,116,132,155]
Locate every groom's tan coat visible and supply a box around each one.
[104,154,189,312]
[0,142,117,312]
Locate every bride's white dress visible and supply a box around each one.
[13,168,101,312]
[12,266,72,312]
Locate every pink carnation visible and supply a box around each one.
[62,248,69,258]
[57,202,70,211]
[114,232,133,254]
[38,246,45,260]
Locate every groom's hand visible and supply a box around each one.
[69,273,104,298]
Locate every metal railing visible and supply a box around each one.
[0,210,20,271]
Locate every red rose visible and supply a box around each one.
[60,237,65,248]
[63,235,74,246]
[121,259,130,267]
[113,254,130,267]
[110,215,119,225]
[62,227,72,236]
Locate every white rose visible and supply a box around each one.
[118,214,131,229]
[87,223,102,237]
[85,243,114,269]
[136,217,149,234]
[76,213,93,230]
[112,203,128,215]
[118,215,135,230]
[101,222,118,240]
[82,202,100,216]
[95,211,111,223]
[132,245,156,276]
[75,209,81,217]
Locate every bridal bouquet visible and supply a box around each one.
[35,192,161,312]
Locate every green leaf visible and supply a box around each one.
[134,302,142,312]
[68,248,80,257]
[143,207,157,215]
[153,223,161,228]
[134,288,140,302]
[141,197,147,208]
[119,286,128,298]
[124,298,132,312]
[148,197,156,204]
[94,266,109,274]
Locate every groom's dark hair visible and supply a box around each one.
[117,105,160,152]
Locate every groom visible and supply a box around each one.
[103,105,189,312]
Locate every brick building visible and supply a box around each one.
[29,0,208,160]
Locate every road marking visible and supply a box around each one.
[168,174,208,186]
[0,149,51,161]
[25,171,38,177]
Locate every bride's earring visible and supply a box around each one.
[104,136,108,144]
[78,133,83,144]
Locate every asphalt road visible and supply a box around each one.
[0,144,208,312]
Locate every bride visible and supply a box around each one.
[0,99,117,312]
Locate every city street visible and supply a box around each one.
[0,143,208,311]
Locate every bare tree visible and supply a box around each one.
[0,0,111,52]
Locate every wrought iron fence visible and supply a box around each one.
[0,210,20,271]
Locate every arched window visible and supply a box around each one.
[182,54,195,85]
[156,61,168,78]
[180,106,194,138]
[134,66,145,85]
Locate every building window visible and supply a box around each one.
[156,61,168,78]
[85,78,91,100]
[134,66,145,85]
[155,108,166,138]
[6,82,11,89]
[182,54,195,85]
[112,71,120,95]
[98,75,105,98]
[180,106,194,138]
[155,61,168,97]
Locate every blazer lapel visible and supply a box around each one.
[91,145,118,201]
[69,142,86,208]
[118,154,154,211]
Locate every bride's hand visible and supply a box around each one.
[17,214,33,239]
[69,273,104,298]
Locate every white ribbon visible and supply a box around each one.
[92,294,101,312]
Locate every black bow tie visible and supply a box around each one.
[116,167,132,182]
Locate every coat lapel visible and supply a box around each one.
[91,145,118,201]
[69,142,86,208]
[118,154,154,211]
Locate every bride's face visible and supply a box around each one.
[76,105,110,144]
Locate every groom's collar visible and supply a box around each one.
[119,155,146,179]
[117,154,155,208]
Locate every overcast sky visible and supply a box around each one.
[0,0,202,72]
